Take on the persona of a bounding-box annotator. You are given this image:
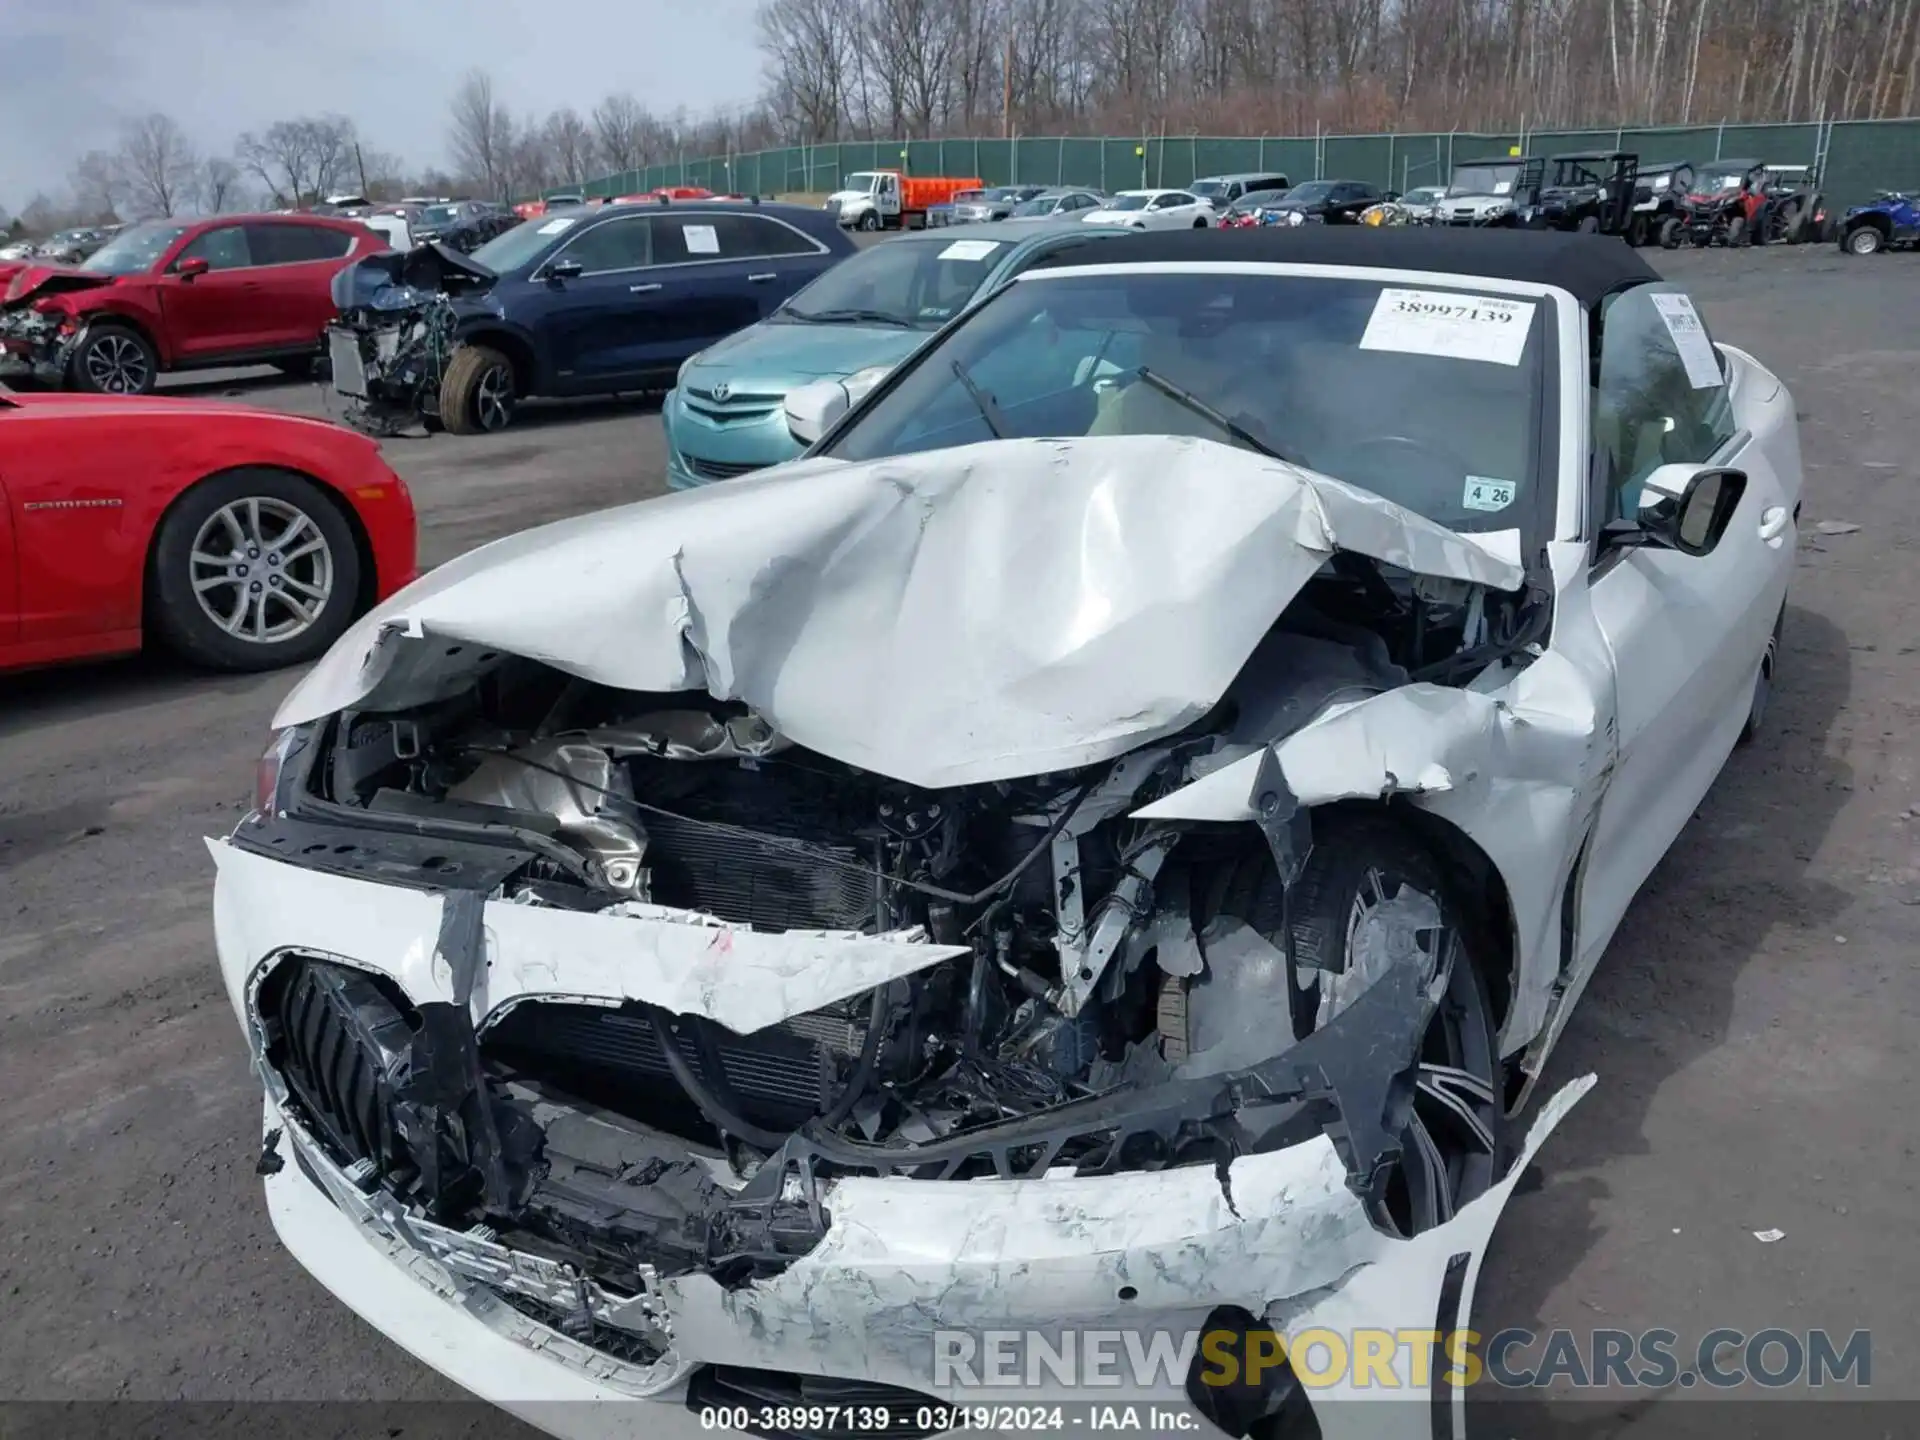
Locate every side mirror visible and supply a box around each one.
[175,256,209,279]
[1606,463,1747,557]
[545,259,583,282]
[784,378,849,446]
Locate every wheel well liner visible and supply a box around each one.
[76,311,164,366]
[1848,213,1893,235]
[142,465,379,633]
[461,328,536,396]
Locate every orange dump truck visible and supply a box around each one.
[823,169,984,230]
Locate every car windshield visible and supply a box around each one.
[421,205,465,227]
[824,270,1547,534]
[780,234,1007,329]
[1697,170,1746,191]
[1227,189,1289,214]
[1403,187,1444,205]
[983,188,1028,202]
[472,217,572,272]
[1190,181,1229,199]
[1009,195,1061,216]
[1448,166,1519,196]
[81,222,190,275]
[1106,194,1152,211]
[1284,181,1337,204]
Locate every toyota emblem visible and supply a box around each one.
[710,382,731,402]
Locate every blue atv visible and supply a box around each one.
[1839,191,1920,255]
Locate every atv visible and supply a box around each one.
[1755,165,1827,244]
[1627,160,1694,247]
[1525,151,1639,235]
[1667,159,1769,246]
[1837,190,1920,255]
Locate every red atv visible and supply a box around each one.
[1667,160,1828,247]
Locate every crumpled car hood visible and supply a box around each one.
[275,435,1523,788]
[2,264,115,306]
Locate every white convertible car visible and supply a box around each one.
[212,229,1799,1439]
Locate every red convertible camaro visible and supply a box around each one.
[0,386,416,674]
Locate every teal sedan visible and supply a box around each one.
[663,219,1137,487]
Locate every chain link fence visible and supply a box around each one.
[560,118,1919,213]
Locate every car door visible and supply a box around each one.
[1579,283,1795,948]
[243,222,357,351]
[702,213,830,321]
[538,213,673,391]
[160,223,268,359]
[0,467,17,651]
[640,214,776,362]
[1146,193,1188,229]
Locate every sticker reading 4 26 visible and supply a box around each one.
[1361,288,1537,367]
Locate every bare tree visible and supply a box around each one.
[199,156,241,212]
[235,116,357,206]
[67,151,126,223]
[759,0,860,141]
[116,113,199,217]
[543,108,595,185]
[449,69,515,198]
[593,93,648,174]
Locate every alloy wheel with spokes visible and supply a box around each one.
[475,361,514,431]
[76,327,156,395]
[189,496,335,644]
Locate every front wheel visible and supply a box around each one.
[148,468,362,671]
[1659,216,1682,248]
[439,344,517,434]
[69,323,158,395]
[1845,224,1884,256]
[1577,213,1601,234]
[1726,215,1749,247]
[1218,812,1505,1235]
[1740,606,1785,745]
[857,211,881,232]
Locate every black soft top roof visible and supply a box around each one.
[1030,227,1661,310]
[1550,150,1634,162]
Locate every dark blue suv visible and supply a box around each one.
[435,200,855,432]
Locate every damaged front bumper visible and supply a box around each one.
[217,836,1589,1438]
[0,306,79,382]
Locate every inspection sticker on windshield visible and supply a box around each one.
[536,218,576,235]
[1361,288,1535,366]
[938,239,1001,261]
[682,224,720,254]
[1464,475,1516,512]
[1651,292,1723,388]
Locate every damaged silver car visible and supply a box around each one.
[213,228,1800,1438]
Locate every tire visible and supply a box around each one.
[1845,224,1884,256]
[1218,811,1504,1236]
[1626,214,1649,247]
[1780,204,1806,244]
[1739,606,1785,745]
[148,468,362,672]
[439,343,517,434]
[1726,214,1749,247]
[1659,216,1682,248]
[69,323,158,395]
[857,211,880,232]
[1576,213,1601,234]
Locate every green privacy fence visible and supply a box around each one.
[559,118,1920,214]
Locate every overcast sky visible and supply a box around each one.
[0,0,766,207]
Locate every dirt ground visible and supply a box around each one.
[1,243,1916,1428]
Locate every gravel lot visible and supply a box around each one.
[2,243,1917,1422]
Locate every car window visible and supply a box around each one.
[81,222,190,275]
[560,216,654,273]
[1591,284,1736,529]
[1149,194,1181,210]
[696,214,820,259]
[177,225,252,271]
[246,224,354,265]
[827,270,1548,533]
[780,233,1005,328]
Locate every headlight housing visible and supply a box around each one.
[253,728,300,816]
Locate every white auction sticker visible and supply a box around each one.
[938,239,1001,261]
[682,224,720,254]
[1360,288,1536,366]
[536,218,576,235]
[1463,475,1517,512]
[1651,292,1723,388]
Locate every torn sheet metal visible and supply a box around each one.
[272,435,1525,789]
[210,839,967,1038]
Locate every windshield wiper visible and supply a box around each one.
[783,306,915,328]
[949,358,1006,438]
[1129,366,1302,465]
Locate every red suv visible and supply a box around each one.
[0,214,387,394]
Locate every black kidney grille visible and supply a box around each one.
[271,957,415,1178]
[641,810,879,932]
